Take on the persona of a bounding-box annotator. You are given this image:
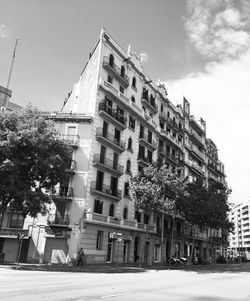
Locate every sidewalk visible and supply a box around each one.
[1,261,249,273]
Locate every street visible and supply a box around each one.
[1,264,250,300]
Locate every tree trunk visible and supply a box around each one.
[139,226,148,268]
[189,225,196,265]
[168,215,175,269]
[161,212,164,268]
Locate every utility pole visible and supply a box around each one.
[2,39,18,110]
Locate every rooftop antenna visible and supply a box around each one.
[1,38,18,111]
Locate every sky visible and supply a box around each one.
[0,0,249,205]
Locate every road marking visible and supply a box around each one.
[101,291,133,299]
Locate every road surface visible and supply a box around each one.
[1,264,250,300]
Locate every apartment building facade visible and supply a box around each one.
[228,201,250,260]
[0,29,228,265]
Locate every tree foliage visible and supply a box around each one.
[130,164,186,215]
[176,177,233,231]
[0,106,72,225]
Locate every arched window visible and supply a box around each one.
[131,96,135,103]
[109,204,114,217]
[123,207,128,219]
[109,54,114,67]
[132,77,137,88]
[121,65,125,78]
[128,137,133,150]
[167,111,170,118]
[126,160,131,172]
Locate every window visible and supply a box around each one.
[129,116,135,130]
[124,182,130,197]
[144,213,149,224]
[123,207,128,220]
[100,145,106,164]
[119,86,124,94]
[94,199,103,214]
[131,96,135,103]
[154,245,161,262]
[110,176,118,196]
[121,65,125,78]
[109,54,114,67]
[135,211,141,223]
[96,171,104,191]
[109,204,114,217]
[114,128,120,144]
[9,213,25,228]
[139,125,144,139]
[107,75,113,84]
[132,77,137,89]
[148,150,152,163]
[161,105,163,112]
[96,231,103,249]
[128,137,133,151]
[102,121,108,138]
[126,160,131,173]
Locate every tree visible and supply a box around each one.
[176,177,233,263]
[130,164,186,265]
[0,106,72,229]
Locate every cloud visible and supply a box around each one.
[166,49,250,203]
[185,0,250,60]
[0,24,9,38]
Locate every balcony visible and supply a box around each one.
[139,133,157,151]
[59,134,80,148]
[159,129,183,150]
[166,153,178,164]
[96,128,125,153]
[103,56,129,87]
[98,101,127,130]
[90,181,122,201]
[47,214,71,229]
[189,144,205,161]
[0,228,29,239]
[190,162,205,177]
[137,155,151,167]
[141,97,158,114]
[189,116,205,133]
[52,187,74,202]
[159,112,167,120]
[84,211,156,233]
[65,160,77,174]
[93,154,124,176]
[190,129,205,147]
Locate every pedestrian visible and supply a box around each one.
[77,248,85,266]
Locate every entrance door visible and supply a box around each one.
[107,238,113,263]
[123,241,130,263]
[44,238,68,264]
[134,237,139,262]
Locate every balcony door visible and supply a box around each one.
[114,128,120,145]
[113,153,118,170]
[110,176,118,196]
[100,145,106,164]
[96,170,104,191]
[55,202,66,223]
[102,121,108,138]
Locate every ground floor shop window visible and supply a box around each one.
[96,231,103,250]
[154,244,161,262]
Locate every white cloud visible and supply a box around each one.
[0,24,9,38]
[185,0,250,60]
[167,50,250,203]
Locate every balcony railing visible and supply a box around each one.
[52,187,74,201]
[137,155,151,166]
[190,129,205,145]
[65,160,77,174]
[103,56,129,87]
[96,127,125,152]
[98,101,127,129]
[159,129,183,150]
[93,154,124,175]
[139,133,157,150]
[141,97,158,113]
[166,153,178,164]
[189,144,205,160]
[90,181,122,200]
[190,162,205,176]
[0,228,29,238]
[59,134,80,147]
[47,214,70,226]
[84,211,156,233]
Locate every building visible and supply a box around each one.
[0,29,228,265]
[228,201,250,260]
[0,85,21,111]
